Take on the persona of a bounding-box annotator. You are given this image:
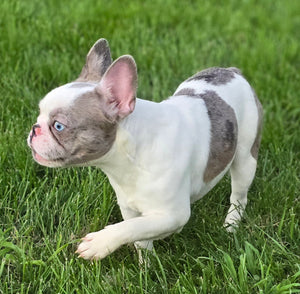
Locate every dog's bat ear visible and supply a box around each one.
[97,55,138,120]
[76,38,112,82]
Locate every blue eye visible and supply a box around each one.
[53,121,65,132]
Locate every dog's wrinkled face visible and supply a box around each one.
[28,83,117,167]
[28,39,137,167]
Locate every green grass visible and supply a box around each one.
[0,0,299,293]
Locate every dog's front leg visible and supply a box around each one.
[118,204,154,263]
[76,210,190,260]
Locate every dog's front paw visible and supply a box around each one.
[76,228,119,260]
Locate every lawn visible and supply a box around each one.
[0,0,299,293]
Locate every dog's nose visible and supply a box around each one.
[32,124,41,136]
[30,124,41,143]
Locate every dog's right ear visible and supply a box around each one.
[76,38,112,82]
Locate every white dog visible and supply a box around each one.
[28,39,263,260]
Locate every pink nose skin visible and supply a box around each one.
[35,126,42,136]
[30,124,42,143]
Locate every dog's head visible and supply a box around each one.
[28,39,137,167]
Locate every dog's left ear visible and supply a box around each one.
[97,55,138,120]
[76,38,112,82]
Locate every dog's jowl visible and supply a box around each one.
[28,39,263,260]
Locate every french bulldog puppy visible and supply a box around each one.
[28,39,263,260]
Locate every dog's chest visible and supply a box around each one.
[99,88,239,212]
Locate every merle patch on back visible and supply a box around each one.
[174,89,238,182]
[187,67,239,85]
[199,91,238,182]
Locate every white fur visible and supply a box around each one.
[75,74,260,260]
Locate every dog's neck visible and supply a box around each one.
[91,98,164,180]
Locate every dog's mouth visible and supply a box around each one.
[32,149,48,163]
[31,148,65,167]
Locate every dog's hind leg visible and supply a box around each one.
[224,152,258,232]
[225,91,262,232]
[134,240,153,265]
